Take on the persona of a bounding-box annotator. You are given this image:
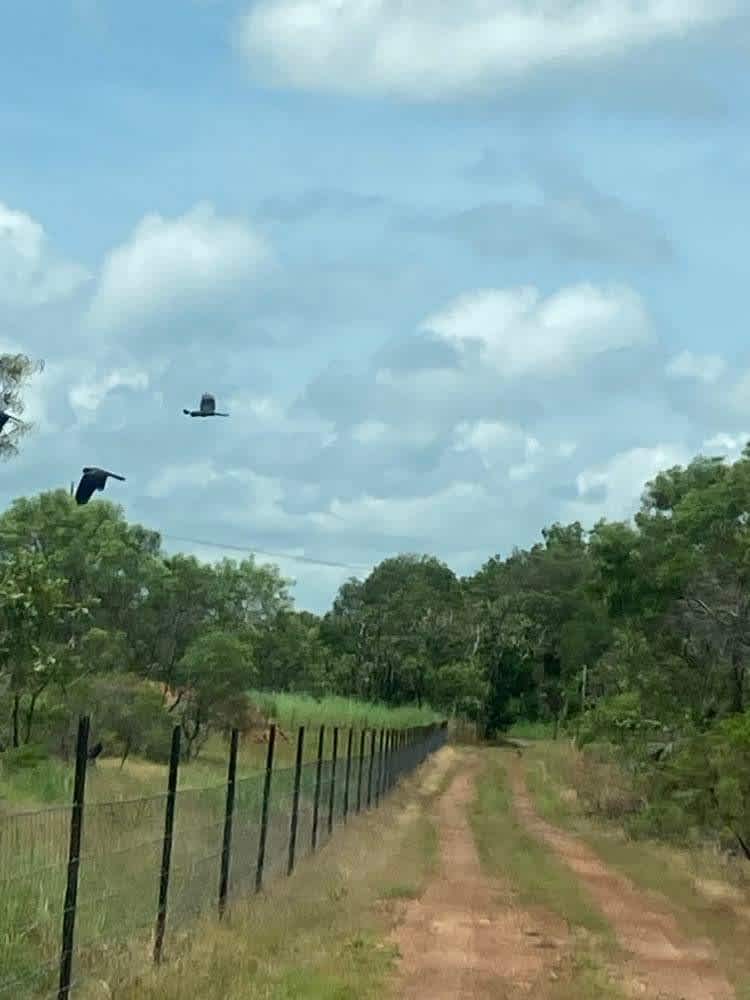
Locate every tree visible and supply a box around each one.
[323,555,466,705]
[0,549,91,746]
[0,353,44,459]
[0,490,162,650]
[174,629,256,758]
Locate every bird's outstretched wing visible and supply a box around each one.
[104,471,126,481]
[74,475,96,505]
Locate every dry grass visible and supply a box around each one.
[70,750,455,1000]
[524,741,750,999]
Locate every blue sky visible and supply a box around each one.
[2,0,750,611]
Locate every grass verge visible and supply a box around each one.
[77,750,453,1000]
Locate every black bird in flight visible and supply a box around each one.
[74,467,126,505]
[183,392,228,418]
[0,411,21,433]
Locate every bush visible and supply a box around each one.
[570,742,643,820]
[0,743,50,771]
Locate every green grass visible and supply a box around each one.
[0,692,443,813]
[523,741,750,999]
[506,720,556,741]
[91,748,446,999]
[0,702,444,999]
[250,692,441,730]
[470,751,611,937]
[468,750,625,1000]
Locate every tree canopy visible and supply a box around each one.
[4,442,750,854]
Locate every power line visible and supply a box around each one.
[0,498,373,572]
[160,533,371,572]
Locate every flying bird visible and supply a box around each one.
[74,467,126,506]
[183,392,228,418]
[0,411,21,433]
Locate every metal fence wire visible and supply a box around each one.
[0,718,448,999]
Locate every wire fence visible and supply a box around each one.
[0,717,448,999]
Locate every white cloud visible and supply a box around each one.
[666,350,726,383]
[69,369,150,415]
[0,201,89,307]
[453,419,541,478]
[146,461,293,532]
[571,444,691,522]
[146,460,222,499]
[87,203,271,334]
[701,431,749,460]
[309,481,491,539]
[453,419,523,455]
[351,419,436,448]
[351,420,388,444]
[422,283,651,378]
[228,391,337,441]
[237,0,735,100]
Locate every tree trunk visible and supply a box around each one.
[730,648,745,714]
[23,691,40,744]
[11,694,20,749]
[734,829,750,862]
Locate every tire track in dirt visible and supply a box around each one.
[391,755,567,999]
[509,757,734,1000]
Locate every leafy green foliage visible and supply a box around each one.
[4,438,750,857]
[0,353,44,460]
[175,629,257,757]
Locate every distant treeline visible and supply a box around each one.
[3,442,750,854]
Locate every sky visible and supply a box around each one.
[2,1,750,613]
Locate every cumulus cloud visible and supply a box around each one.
[0,201,90,308]
[570,444,692,522]
[86,203,271,336]
[69,369,150,417]
[407,156,672,265]
[666,350,726,383]
[421,283,652,378]
[452,419,542,480]
[701,431,750,461]
[309,481,492,542]
[237,0,736,100]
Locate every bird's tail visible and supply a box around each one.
[215,412,229,417]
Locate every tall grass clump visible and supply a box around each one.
[249,692,441,730]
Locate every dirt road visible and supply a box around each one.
[392,751,735,999]
[392,757,566,999]
[509,759,734,1000]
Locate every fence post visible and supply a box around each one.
[153,724,181,965]
[311,725,325,852]
[366,729,376,808]
[327,726,339,837]
[356,729,366,814]
[255,724,276,893]
[382,730,391,797]
[375,729,385,807]
[218,728,239,919]
[287,726,305,876]
[57,715,90,1000]
[343,727,353,823]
